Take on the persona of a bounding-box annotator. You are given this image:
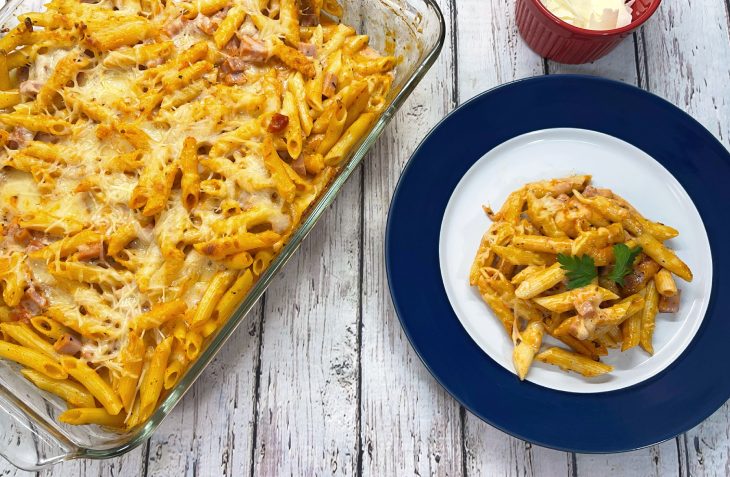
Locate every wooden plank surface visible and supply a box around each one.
[1,0,730,475]
[454,3,573,476]
[360,1,464,475]
[145,303,263,477]
[252,172,362,477]
[639,0,730,475]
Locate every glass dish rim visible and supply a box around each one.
[0,0,446,467]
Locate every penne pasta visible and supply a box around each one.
[470,177,692,382]
[59,408,125,427]
[61,356,122,415]
[0,0,395,429]
[513,321,544,380]
[536,347,613,377]
[0,341,66,380]
[21,369,95,408]
[138,337,173,421]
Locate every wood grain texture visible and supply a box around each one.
[575,443,681,477]
[38,447,147,477]
[454,2,574,475]
[360,1,464,475]
[684,404,730,477]
[549,24,690,477]
[1,0,729,475]
[639,0,730,147]
[145,304,263,477]
[639,1,730,475]
[548,34,639,84]
[251,171,362,477]
[463,424,570,477]
[455,0,544,102]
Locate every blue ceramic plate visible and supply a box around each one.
[385,75,730,453]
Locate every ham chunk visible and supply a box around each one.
[220,57,248,74]
[7,126,33,149]
[75,242,103,261]
[12,287,48,322]
[658,290,681,313]
[574,298,597,319]
[291,154,307,176]
[237,35,269,62]
[584,185,614,198]
[298,42,317,57]
[19,80,42,97]
[54,333,82,355]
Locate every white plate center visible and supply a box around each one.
[439,128,713,393]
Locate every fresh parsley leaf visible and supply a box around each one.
[608,243,643,286]
[557,254,597,289]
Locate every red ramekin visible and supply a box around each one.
[516,0,661,64]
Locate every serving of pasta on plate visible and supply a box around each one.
[470,175,692,381]
[0,0,394,429]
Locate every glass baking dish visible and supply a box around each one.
[0,0,444,470]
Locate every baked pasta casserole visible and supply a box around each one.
[0,0,394,428]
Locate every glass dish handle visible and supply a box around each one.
[0,387,77,470]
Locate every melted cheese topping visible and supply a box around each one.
[0,0,395,426]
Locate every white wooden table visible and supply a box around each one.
[3,0,730,475]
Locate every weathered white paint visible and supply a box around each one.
[454,3,575,475]
[639,1,730,475]
[145,303,263,477]
[38,447,147,477]
[576,443,681,477]
[455,0,544,102]
[252,172,362,477]
[548,33,639,84]
[360,1,464,475]
[549,21,688,477]
[1,0,729,475]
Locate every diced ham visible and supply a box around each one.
[7,221,31,246]
[54,333,83,355]
[237,35,269,62]
[196,8,227,35]
[322,72,337,97]
[569,317,594,341]
[9,308,31,323]
[574,298,597,319]
[221,57,248,74]
[267,113,289,133]
[584,185,614,198]
[298,42,317,57]
[19,80,42,97]
[222,72,247,85]
[26,238,44,252]
[25,287,48,310]
[299,13,319,27]
[223,36,241,56]
[75,242,102,261]
[14,287,47,321]
[7,126,33,149]
[164,17,187,36]
[220,57,249,85]
[34,133,58,144]
[195,14,219,36]
[658,290,681,313]
[291,154,307,176]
